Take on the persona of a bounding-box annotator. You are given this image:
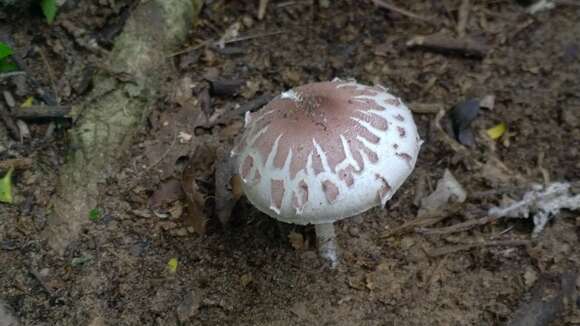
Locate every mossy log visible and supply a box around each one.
[43,0,202,253]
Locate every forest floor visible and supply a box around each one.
[1,1,579,325]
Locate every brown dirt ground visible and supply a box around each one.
[1,1,580,325]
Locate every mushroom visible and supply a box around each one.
[228,79,422,266]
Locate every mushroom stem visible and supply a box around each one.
[315,222,339,267]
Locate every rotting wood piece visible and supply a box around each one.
[407,34,489,58]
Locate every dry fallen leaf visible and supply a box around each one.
[181,156,208,234]
[148,178,183,209]
[288,231,305,251]
[486,122,507,140]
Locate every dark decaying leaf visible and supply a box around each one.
[449,98,480,146]
[208,78,244,97]
[181,146,216,234]
[148,178,184,209]
[198,86,212,118]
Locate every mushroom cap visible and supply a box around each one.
[232,79,422,225]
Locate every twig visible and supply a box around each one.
[409,102,445,114]
[222,31,285,45]
[0,158,33,171]
[433,109,483,169]
[39,48,59,102]
[428,239,530,257]
[258,0,270,20]
[416,215,497,236]
[456,0,471,38]
[168,31,285,58]
[205,94,274,127]
[372,0,435,25]
[10,105,72,119]
[407,34,489,58]
[28,268,55,297]
[382,215,449,238]
[167,39,212,57]
[0,71,26,80]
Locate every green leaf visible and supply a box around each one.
[71,254,94,267]
[0,167,15,204]
[0,60,18,73]
[41,0,58,24]
[89,208,101,222]
[0,42,13,60]
[167,258,178,273]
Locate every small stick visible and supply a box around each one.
[167,31,285,58]
[456,0,471,38]
[10,105,71,119]
[416,215,497,236]
[428,239,530,257]
[39,48,59,102]
[407,34,489,58]
[382,215,450,238]
[432,109,483,169]
[167,39,211,57]
[409,102,445,114]
[0,71,26,80]
[221,31,285,45]
[372,0,435,25]
[258,0,270,20]
[28,268,55,297]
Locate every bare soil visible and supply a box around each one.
[1,1,579,325]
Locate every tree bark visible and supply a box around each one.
[43,0,202,253]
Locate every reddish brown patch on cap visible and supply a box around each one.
[270,179,285,211]
[338,166,355,187]
[396,152,413,167]
[368,113,389,130]
[385,98,401,107]
[394,114,405,122]
[397,126,406,138]
[241,155,254,180]
[322,180,339,203]
[361,145,379,163]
